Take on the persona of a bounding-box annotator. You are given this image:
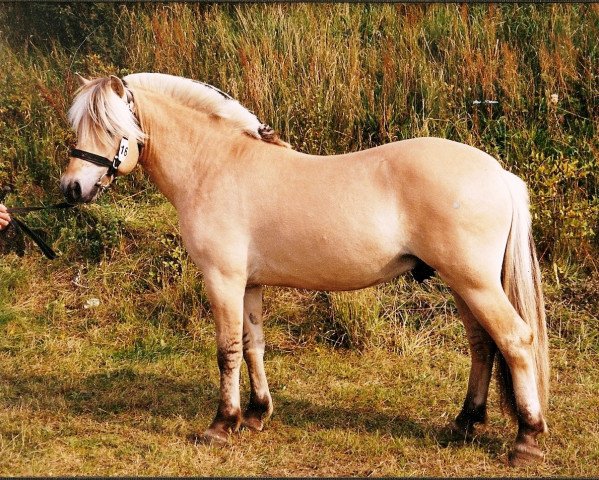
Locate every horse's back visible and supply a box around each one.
[362,137,504,174]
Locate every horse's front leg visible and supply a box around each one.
[200,271,246,444]
[241,285,273,431]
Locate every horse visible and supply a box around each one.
[60,73,549,466]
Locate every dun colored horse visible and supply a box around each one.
[60,73,549,466]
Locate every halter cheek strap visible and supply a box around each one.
[69,148,115,169]
[69,137,129,188]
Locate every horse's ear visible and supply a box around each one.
[109,75,125,98]
[75,73,90,86]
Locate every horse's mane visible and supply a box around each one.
[69,77,146,149]
[68,73,290,149]
[125,73,290,148]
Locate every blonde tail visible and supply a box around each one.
[498,171,549,418]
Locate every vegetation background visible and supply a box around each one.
[0,3,597,476]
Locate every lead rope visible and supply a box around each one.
[5,203,75,259]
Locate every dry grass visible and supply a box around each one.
[0,226,598,475]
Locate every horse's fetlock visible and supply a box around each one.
[214,402,242,430]
[248,392,272,416]
[455,401,487,434]
[517,414,547,438]
[243,393,272,431]
[469,403,487,424]
[219,404,241,419]
[511,420,546,467]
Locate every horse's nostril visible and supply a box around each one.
[63,181,82,202]
[72,181,82,200]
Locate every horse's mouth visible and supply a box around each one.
[88,184,104,203]
[63,183,103,204]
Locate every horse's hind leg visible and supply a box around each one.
[451,292,496,437]
[453,282,547,465]
[241,285,273,431]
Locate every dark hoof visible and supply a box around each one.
[188,428,229,446]
[447,419,475,440]
[241,413,265,432]
[509,443,544,466]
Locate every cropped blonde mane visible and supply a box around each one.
[69,73,290,150]
[124,73,290,147]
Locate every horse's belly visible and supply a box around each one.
[245,192,415,290]
[259,257,416,291]
[249,233,416,291]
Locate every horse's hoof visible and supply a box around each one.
[241,414,265,432]
[508,443,544,467]
[448,420,475,440]
[188,428,229,446]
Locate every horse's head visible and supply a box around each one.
[61,74,145,203]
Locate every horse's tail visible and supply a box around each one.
[497,171,549,419]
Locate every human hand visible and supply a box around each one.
[0,204,11,230]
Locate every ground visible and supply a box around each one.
[0,251,596,475]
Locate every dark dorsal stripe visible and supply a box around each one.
[190,80,281,144]
[192,80,234,101]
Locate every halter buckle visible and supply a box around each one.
[95,172,115,190]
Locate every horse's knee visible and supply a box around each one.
[217,344,243,373]
[495,325,534,368]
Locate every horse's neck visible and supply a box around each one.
[135,88,243,208]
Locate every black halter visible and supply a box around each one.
[70,137,128,183]
[69,80,139,190]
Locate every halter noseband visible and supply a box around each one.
[70,137,129,189]
[69,80,139,192]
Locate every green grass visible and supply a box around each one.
[0,237,597,475]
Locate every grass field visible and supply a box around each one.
[0,240,597,476]
[0,3,598,476]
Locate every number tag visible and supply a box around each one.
[117,137,129,163]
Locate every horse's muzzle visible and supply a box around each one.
[61,180,85,203]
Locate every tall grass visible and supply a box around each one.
[127,3,599,265]
[0,4,597,350]
[0,3,596,267]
